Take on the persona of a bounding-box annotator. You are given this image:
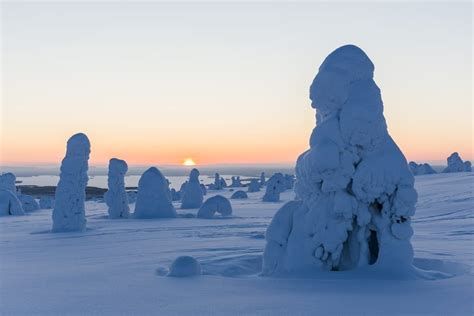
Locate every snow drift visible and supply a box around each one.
[134,167,177,218]
[263,45,418,276]
[105,158,130,219]
[52,133,90,232]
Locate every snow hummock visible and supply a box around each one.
[18,194,39,212]
[52,133,90,232]
[181,168,204,209]
[262,173,286,202]
[443,152,472,173]
[168,256,202,277]
[197,195,233,219]
[134,167,177,218]
[248,179,261,192]
[409,161,437,176]
[263,45,418,276]
[105,158,130,219]
[231,190,248,199]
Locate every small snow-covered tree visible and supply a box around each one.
[105,158,130,219]
[262,173,286,202]
[443,152,471,173]
[181,168,204,209]
[248,179,261,192]
[409,161,437,176]
[263,45,417,276]
[52,133,90,232]
[134,167,177,218]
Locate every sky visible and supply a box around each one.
[1,1,472,166]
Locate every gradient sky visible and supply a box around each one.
[1,2,472,166]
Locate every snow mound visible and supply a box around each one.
[18,194,39,212]
[39,196,55,209]
[52,133,90,232]
[0,189,24,216]
[263,45,418,276]
[105,158,130,219]
[231,190,248,199]
[181,168,204,209]
[134,167,177,218]
[443,152,471,173]
[197,195,233,219]
[409,161,437,176]
[168,256,202,277]
[262,173,286,202]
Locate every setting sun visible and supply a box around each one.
[183,158,196,166]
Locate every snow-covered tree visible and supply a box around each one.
[409,161,437,176]
[0,173,17,193]
[443,152,471,173]
[39,196,55,209]
[181,168,204,209]
[134,167,177,218]
[18,194,39,212]
[260,172,266,186]
[262,173,286,202]
[248,179,261,192]
[0,189,24,216]
[263,45,417,276]
[52,133,90,232]
[105,158,130,219]
[231,176,242,187]
[197,195,232,219]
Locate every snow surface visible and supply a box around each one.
[0,173,472,314]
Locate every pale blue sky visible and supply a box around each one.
[1,2,472,165]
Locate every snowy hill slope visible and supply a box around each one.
[0,173,472,315]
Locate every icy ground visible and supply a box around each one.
[1,173,472,315]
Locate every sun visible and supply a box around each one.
[183,158,196,166]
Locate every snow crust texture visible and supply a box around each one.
[197,195,233,219]
[181,168,204,209]
[263,45,418,275]
[105,158,130,219]
[134,167,177,218]
[443,152,471,173]
[52,133,90,232]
